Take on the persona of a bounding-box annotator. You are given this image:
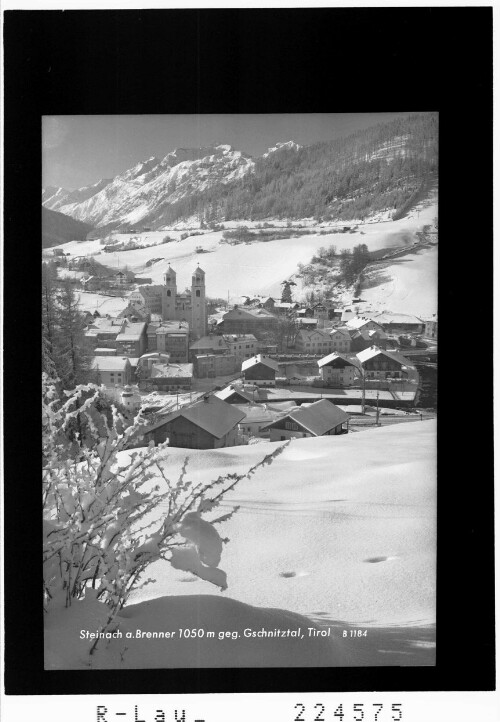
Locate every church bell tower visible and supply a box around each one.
[191,265,207,340]
[162,265,177,321]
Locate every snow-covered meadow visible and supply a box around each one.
[52,194,437,317]
[44,420,436,669]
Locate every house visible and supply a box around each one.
[262,399,349,442]
[189,334,230,362]
[273,302,300,316]
[328,309,343,323]
[261,297,276,311]
[84,317,127,350]
[140,363,193,392]
[348,327,389,352]
[295,317,319,330]
[139,394,246,449]
[136,352,171,379]
[222,334,258,363]
[369,312,425,335]
[296,307,314,318]
[423,315,438,340]
[221,306,277,338]
[92,356,132,387]
[241,355,279,386]
[312,303,329,323]
[345,316,385,333]
[294,328,332,354]
[329,327,352,353]
[115,322,147,358]
[356,346,414,380]
[318,352,361,387]
[233,403,289,439]
[156,322,189,362]
[119,302,150,323]
[194,354,238,378]
[215,385,255,404]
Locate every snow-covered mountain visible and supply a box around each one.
[42,114,438,230]
[43,144,255,229]
[262,140,302,158]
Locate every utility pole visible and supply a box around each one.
[376,390,380,426]
[361,368,366,415]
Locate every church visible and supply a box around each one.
[162,264,207,339]
[129,264,208,339]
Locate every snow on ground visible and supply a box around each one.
[51,193,437,315]
[76,291,129,315]
[136,421,436,627]
[360,245,438,318]
[44,421,436,669]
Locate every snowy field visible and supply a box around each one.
[360,245,438,318]
[44,420,436,669]
[76,291,129,315]
[52,194,437,317]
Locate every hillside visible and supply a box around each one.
[45,420,436,668]
[41,206,93,248]
[58,187,438,318]
[42,113,438,231]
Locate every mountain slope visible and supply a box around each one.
[42,113,438,230]
[42,206,94,248]
[45,145,255,230]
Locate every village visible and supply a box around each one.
[46,250,438,451]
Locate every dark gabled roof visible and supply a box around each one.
[141,395,245,439]
[262,399,348,436]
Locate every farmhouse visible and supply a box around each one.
[241,355,279,386]
[262,399,349,442]
[139,394,245,449]
[356,346,414,380]
[318,352,361,387]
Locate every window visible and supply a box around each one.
[196,290,200,297]
[167,290,171,297]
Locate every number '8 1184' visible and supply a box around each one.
[294,703,403,722]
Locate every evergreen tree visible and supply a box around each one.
[54,279,93,389]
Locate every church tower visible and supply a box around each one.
[162,264,177,321]
[190,265,207,340]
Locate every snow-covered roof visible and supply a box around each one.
[317,352,361,369]
[356,346,414,368]
[223,307,276,321]
[296,328,332,341]
[241,354,279,372]
[222,334,258,343]
[263,399,348,436]
[329,327,351,338]
[189,335,229,351]
[151,363,193,379]
[371,312,424,325]
[116,322,147,341]
[92,356,130,371]
[215,385,254,403]
[143,395,245,439]
[345,316,382,330]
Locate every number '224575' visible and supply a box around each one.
[294,703,403,722]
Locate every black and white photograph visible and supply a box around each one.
[2,6,495,718]
[41,111,438,670]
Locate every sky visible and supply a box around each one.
[42,112,416,190]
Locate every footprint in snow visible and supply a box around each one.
[279,570,309,578]
[364,555,397,564]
